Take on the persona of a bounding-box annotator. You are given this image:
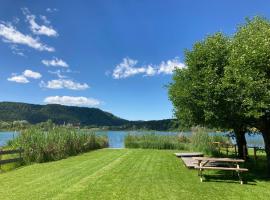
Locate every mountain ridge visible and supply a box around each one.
[0,102,177,130]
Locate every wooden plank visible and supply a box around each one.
[195,166,248,172]
[181,157,199,168]
[0,149,24,155]
[0,158,22,165]
[174,152,203,157]
[192,157,245,163]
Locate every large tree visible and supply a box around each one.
[169,33,249,158]
[223,17,270,173]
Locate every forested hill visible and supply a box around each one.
[0,102,128,126]
[0,102,178,130]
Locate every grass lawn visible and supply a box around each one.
[0,148,269,200]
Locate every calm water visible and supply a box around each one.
[0,131,265,148]
[0,132,18,147]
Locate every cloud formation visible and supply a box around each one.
[48,70,67,78]
[7,69,42,83]
[23,69,42,79]
[22,8,58,37]
[7,75,29,83]
[44,96,100,107]
[42,58,68,67]
[0,23,54,52]
[112,57,185,79]
[40,79,89,90]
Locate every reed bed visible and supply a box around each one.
[9,127,108,163]
[124,129,230,155]
[124,133,187,150]
[190,128,231,156]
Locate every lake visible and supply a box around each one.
[0,131,265,149]
[0,131,18,147]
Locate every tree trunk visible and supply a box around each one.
[261,129,270,176]
[234,129,248,159]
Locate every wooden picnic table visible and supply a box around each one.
[192,157,248,184]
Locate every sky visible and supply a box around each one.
[0,0,270,121]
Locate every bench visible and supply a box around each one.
[193,157,248,184]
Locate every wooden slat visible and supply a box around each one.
[192,157,245,163]
[0,149,24,155]
[195,166,248,172]
[0,157,22,165]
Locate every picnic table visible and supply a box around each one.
[193,157,248,184]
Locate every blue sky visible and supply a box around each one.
[0,0,270,121]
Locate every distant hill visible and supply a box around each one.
[0,102,178,130]
[0,102,128,126]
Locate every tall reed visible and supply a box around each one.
[125,133,187,150]
[9,127,108,163]
[190,128,229,156]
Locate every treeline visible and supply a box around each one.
[0,102,178,131]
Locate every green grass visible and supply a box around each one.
[0,149,269,200]
[125,134,188,150]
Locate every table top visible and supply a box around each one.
[192,157,245,163]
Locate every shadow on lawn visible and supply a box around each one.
[200,155,270,185]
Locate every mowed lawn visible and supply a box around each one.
[0,149,269,200]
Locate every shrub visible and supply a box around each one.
[9,127,108,163]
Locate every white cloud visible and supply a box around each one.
[7,75,29,83]
[7,69,42,84]
[42,58,68,67]
[40,79,89,90]
[22,8,58,37]
[48,70,67,78]
[0,23,54,52]
[157,58,186,74]
[44,96,100,107]
[40,15,50,24]
[46,8,58,13]
[23,69,42,79]
[112,57,185,79]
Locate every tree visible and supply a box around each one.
[169,33,249,158]
[223,17,270,173]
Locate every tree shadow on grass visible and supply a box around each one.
[202,173,256,185]
[200,155,270,185]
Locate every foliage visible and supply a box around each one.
[169,33,231,129]
[0,120,30,130]
[221,17,270,171]
[9,127,108,163]
[168,23,257,158]
[125,133,187,150]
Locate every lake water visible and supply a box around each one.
[0,132,18,147]
[0,131,265,149]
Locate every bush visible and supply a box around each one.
[9,127,108,163]
[125,133,187,150]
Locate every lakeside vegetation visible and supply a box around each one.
[125,128,232,156]
[7,127,108,163]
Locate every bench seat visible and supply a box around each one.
[195,166,248,172]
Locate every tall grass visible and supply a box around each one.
[9,127,108,163]
[190,128,230,156]
[125,133,187,150]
